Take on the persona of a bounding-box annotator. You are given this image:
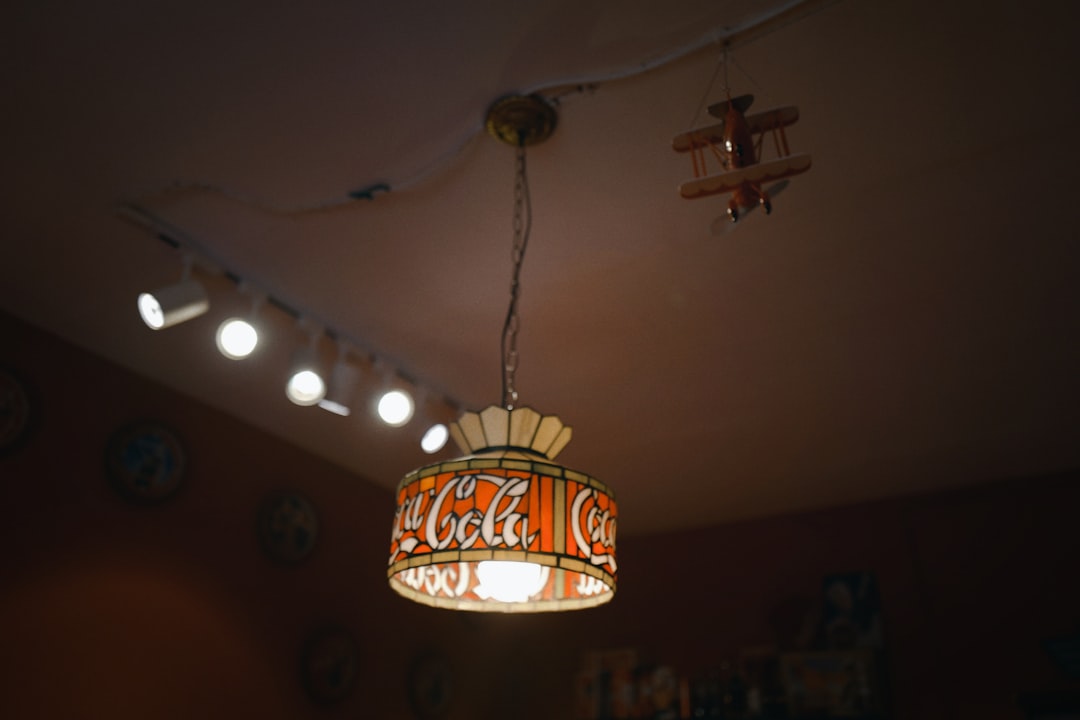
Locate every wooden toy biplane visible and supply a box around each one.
[673,94,811,223]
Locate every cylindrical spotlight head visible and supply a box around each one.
[287,370,325,406]
[420,423,449,453]
[285,345,326,406]
[216,318,259,359]
[138,279,209,330]
[377,389,414,427]
[318,360,360,416]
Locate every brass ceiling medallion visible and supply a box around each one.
[485,94,557,147]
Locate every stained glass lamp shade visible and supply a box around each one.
[387,405,617,612]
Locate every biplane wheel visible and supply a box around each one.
[763,199,772,215]
[727,207,739,223]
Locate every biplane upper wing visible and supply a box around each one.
[744,106,800,135]
[672,122,726,153]
[678,153,812,199]
[672,105,800,153]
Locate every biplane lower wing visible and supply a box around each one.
[672,106,801,153]
[678,152,812,199]
[745,106,799,135]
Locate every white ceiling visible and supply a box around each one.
[3,0,1079,536]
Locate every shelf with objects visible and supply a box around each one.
[573,572,889,720]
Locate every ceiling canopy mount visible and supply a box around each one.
[485,94,557,147]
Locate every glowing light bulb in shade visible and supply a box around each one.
[216,318,258,359]
[286,369,325,406]
[420,423,449,453]
[377,389,414,426]
[475,561,546,603]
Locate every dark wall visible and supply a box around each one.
[1,310,1077,720]
[0,311,448,719]
[448,471,1078,720]
[554,474,1080,719]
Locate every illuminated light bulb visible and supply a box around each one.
[285,329,326,406]
[377,389,413,426]
[475,561,546,603]
[420,423,449,453]
[286,369,325,406]
[137,278,208,330]
[137,293,165,329]
[216,318,258,359]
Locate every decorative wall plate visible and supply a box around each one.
[106,421,186,502]
[301,627,358,705]
[0,366,34,456]
[257,490,319,564]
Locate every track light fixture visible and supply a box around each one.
[372,362,415,426]
[123,206,463,450]
[285,325,327,406]
[318,343,360,416]
[377,388,414,427]
[216,318,258,359]
[137,255,208,330]
[414,391,454,454]
[215,287,264,360]
[419,422,449,453]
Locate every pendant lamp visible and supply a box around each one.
[387,95,618,612]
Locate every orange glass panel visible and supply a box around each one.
[389,458,616,611]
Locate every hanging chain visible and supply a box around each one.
[501,143,532,409]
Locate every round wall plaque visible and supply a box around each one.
[0,366,34,456]
[106,421,186,502]
[258,490,319,564]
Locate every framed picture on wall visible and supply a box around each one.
[820,572,884,650]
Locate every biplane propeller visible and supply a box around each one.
[710,180,788,236]
[673,93,811,224]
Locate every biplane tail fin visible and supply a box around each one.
[707,94,754,118]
